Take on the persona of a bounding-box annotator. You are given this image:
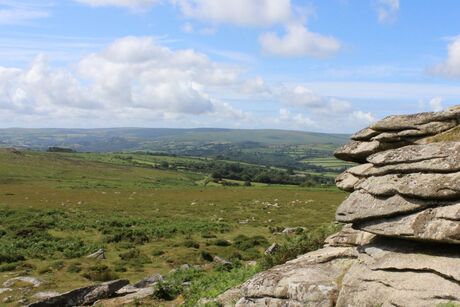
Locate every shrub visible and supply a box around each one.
[233,235,268,251]
[67,263,82,273]
[119,249,140,261]
[82,264,118,282]
[153,281,181,301]
[210,239,231,247]
[183,240,200,249]
[200,251,213,262]
[0,263,17,272]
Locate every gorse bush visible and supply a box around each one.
[233,235,269,251]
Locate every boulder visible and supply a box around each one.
[236,246,359,306]
[94,287,154,306]
[28,279,128,307]
[86,249,105,260]
[336,238,460,307]
[132,274,163,288]
[334,140,406,163]
[264,243,280,255]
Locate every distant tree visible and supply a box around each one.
[47,147,76,153]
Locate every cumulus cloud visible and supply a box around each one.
[0,36,248,123]
[430,37,460,78]
[429,97,443,112]
[172,0,291,27]
[0,1,50,25]
[375,0,399,23]
[75,0,161,10]
[279,85,351,113]
[350,110,376,124]
[259,23,341,58]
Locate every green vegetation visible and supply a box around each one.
[0,148,346,304]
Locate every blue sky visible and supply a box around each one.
[0,0,459,132]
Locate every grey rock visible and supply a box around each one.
[28,279,128,307]
[367,141,460,167]
[357,202,460,244]
[335,190,448,223]
[324,224,375,247]
[351,127,379,141]
[336,238,460,307]
[264,243,280,255]
[86,249,105,260]
[355,171,460,200]
[236,246,359,306]
[94,287,154,306]
[370,107,460,131]
[335,171,360,192]
[334,140,407,163]
[133,274,163,288]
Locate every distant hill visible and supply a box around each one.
[0,128,349,152]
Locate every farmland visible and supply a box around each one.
[0,146,347,305]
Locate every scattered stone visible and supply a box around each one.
[94,287,154,306]
[0,288,12,294]
[3,277,43,288]
[133,274,163,288]
[86,248,105,260]
[264,243,279,255]
[213,256,233,270]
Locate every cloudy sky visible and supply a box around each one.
[0,0,459,132]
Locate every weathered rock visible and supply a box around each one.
[335,190,450,223]
[357,202,460,244]
[367,141,460,166]
[336,238,460,307]
[132,274,163,288]
[264,243,280,255]
[350,127,379,141]
[324,224,375,247]
[334,140,407,162]
[236,246,358,306]
[335,171,360,192]
[86,249,105,260]
[370,107,460,131]
[32,292,60,300]
[355,171,460,200]
[3,277,43,288]
[28,279,128,307]
[94,287,154,306]
[213,256,233,270]
[198,287,242,307]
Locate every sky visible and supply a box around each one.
[0,0,459,133]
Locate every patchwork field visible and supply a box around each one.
[0,149,346,305]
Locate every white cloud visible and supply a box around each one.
[278,108,316,129]
[430,37,460,78]
[375,0,399,23]
[0,1,50,25]
[0,36,248,124]
[172,0,292,27]
[259,23,340,58]
[429,96,443,112]
[75,0,161,10]
[350,110,376,124]
[279,85,351,113]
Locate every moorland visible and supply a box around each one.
[0,128,350,305]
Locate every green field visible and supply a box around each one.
[0,149,346,305]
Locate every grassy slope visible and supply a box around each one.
[0,149,346,304]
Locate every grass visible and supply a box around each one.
[0,149,346,304]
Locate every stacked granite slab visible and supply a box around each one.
[228,106,460,307]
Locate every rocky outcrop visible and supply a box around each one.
[335,105,460,162]
[235,105,460,306]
